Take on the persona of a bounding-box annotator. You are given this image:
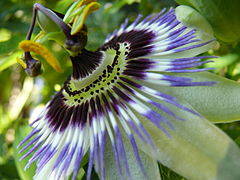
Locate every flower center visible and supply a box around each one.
[63,42,130,105]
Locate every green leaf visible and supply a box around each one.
[205,54,239,73]
[176,0,240,44]
[13,125,36,180]
[218,122,240,142]
[104,135,161,180]
[132,98,240,180]
[8,77,34,121]
[0,34,24,54]
[235,136,240,147]
[104,0,140,14]
[69,168,85,180]
[55,0,74,13]
[0,51,21,72]
[0,159,20,179]
[38,31,66,47]
[0,134,4,157]
[76,168,85,180]
[159,164,186,180]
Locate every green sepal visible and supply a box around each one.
[38,31,66,46]
[37,11,61,33]
[176,0,240,44]
[175,5,214,39]
[153,7,217,60]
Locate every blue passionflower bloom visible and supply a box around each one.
[17,3,216,180]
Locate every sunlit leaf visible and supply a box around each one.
[0,35,24,55]
[0,51,21,72]
[205,54,239,73]
[76,168,85,180]
[8,77,34,120]
[104,0,140,14]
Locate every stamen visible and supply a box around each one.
[16,57,27,69]
[19,40,63,72]
[70,1,101,35]
[32,3,89,54]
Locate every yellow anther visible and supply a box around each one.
[71,2,100,35]
[19,40,63,72]
[64,0,98,24]
[16,57,27,69]
[76,0,97,8]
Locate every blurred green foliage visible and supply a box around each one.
[0,0,239,180]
